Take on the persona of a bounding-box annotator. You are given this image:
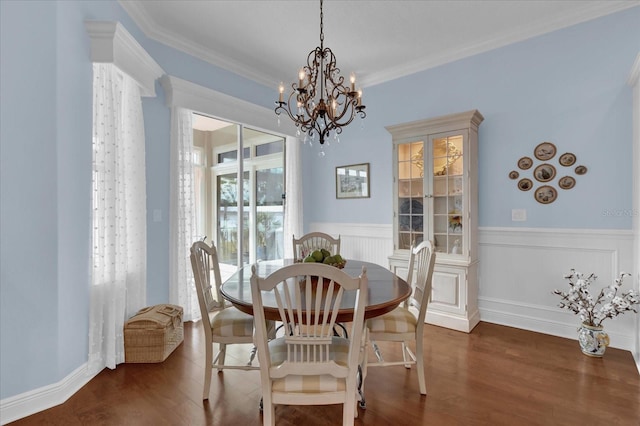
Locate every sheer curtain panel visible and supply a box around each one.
[88,63,147,374]
[169,108,199,321]
[284,136,302,258]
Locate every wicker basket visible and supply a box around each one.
[124,304,184,363]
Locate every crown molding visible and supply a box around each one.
[85,20,164,97]
[118,0,273,87]
[363,2,640,87]
[120,0,639,89]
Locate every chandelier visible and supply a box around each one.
[275,0,366,145]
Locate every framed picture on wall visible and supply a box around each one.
[336,163,370,199]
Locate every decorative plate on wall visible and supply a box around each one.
[535,185,557,204]
[558,176,576,189]
[534,142,557,161]
[558,153,576,167]
[533,163,556,182]
[518,178,533,191]
[575,165,588,175]
[518,157,533,170]
[511,142,586,204]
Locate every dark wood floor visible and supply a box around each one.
[10,321,640,425]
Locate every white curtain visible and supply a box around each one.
[88,63,147,374]
[284,136,303,258]
[169,108,200,321]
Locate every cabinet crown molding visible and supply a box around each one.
[386,109,484,139]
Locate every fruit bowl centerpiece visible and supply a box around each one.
[296,249,347,269]
[295,249,347,290]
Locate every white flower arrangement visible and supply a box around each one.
[553,269,640,327]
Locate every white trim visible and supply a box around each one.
[479,296,636,350]
[478,226,636,352]
[628,51,640,373]
[0,364,96,425]
[364,2,639,86]
[117,0,273,88]
[85,21,164,97]
[310,222,392,240]
[160,75,296,136]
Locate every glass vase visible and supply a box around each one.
[577,322,609,357]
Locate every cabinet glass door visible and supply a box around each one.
[397,141,424,249]
[431,134,464,254]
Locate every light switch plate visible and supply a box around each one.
[512,209,527,221]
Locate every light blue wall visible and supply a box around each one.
[0,0,277,400]
[302,7,640,231]
[0,0,637,403]
[0,0,139,400]
[1,0,60,396]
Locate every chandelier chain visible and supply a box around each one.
[320,0,324,46]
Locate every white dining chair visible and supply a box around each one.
[251,262,368,426]
[190,240,274,400]
[292,232,341,260]
[365,240,436,395]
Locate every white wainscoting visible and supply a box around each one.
[310,223,638,355]
[309,222,394,268]
[478,227,637,352]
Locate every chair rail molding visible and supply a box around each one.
[85,20,163,97]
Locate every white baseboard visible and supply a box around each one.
[426,308,481,333]
[478,296,636,350]
[0,363,96,425]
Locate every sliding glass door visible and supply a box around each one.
[192,114,285,277]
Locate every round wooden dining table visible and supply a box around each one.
[220,259,411,323]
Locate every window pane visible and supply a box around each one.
[256,167,284,260]
[256,141,284,157]
[217,173,239,265]
[218,150,237,163]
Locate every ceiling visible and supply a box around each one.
[119,0,637,89]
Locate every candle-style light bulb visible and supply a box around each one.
[278,82,284,102]
[357,89,363,106]
[350,72,356,91]
[298,68,305,88]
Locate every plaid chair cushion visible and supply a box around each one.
[269,336,350,393]
[209,307,254,337]
[366,306,417,334]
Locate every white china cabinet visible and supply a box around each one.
[387,110,483,332]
